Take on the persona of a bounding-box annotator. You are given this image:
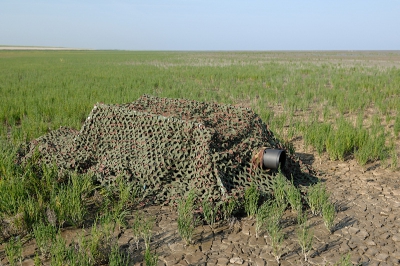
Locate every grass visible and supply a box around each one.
[0,154,95,240]
[33,222,57,258]
[306,181,336,233]
[22,193,159,265]
[322,201,336,233]
[50,172,92,227]
[255,201,269,238]
[114,175,138,213]
[132,211,143,250]
[265,201,286,231]
[285,177,303,214]
[244,183,260,218]
[0,51,398,169]
[177,189,199,245]
[50,234,67,266]
[222,196,238,221]
[130,212,158,263]
[267,217,285,264]
[34,252,41,266]
[255,199,286,262]
[141,216,155,250]
[144,247,159,266]
[306,182,329,216]
[334,252,352,266]
[108,244,130,266]
[28,189,147,265]
[202,197,217,229]
[296,211,314,262]
[5,237,22,266]
[303,121,331,163]
[303,114,395,167]
[272,171,289,209]
[82,220,113,264]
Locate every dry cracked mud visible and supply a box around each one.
[1,138,399,266]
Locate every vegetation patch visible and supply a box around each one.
[1,51,398,265]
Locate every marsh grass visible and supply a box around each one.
[0,153,94,238]
[306,182,336,232]
[109,244,130,266]
[255,201,269,238]
[325,118,357,161]
[390,142,399,169]
[0,170,26,216]
[23,196,44,228]
[142,216,155,250]
[33,222,57,258]
[66,247,90,266]
[130,212,159,263]
[115,176,138,212]
[334,252,352,266]
[254,199,286,262]
[50,172,93,227]
[69,221,115,265]
[202,197,217,229]
[5,237,22,266]
[244,183,260,218]
[98,210,117,243]
[51,184,85,227]
[144,247,159,266]
[268,219,285,264]
[222,196,238,221]
[62,195,157,265]
[106,176,142,230]
[296,211,314,262]
[177,189,199,245]
[303,122,331,163]
[1,51,398,168]
[0,147,143,265]
[302,115,395,167]
[266,201,286,229]
[60,210,118,265]
[50,234,67,266]
[360,135,392,167]
[394,116,400,139]
[322,201,336,233]
[33,252,41,266]
[132,211,143,250]
[306,182,329,216]
[285,177,303,214]
[271,171,288,209]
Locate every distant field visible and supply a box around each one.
[0,46,88,50]
[0,50,399,167]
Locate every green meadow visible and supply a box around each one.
[1,50,399,166]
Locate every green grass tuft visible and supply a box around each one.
[244,183,260,218]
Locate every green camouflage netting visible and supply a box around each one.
[17,95,314,205]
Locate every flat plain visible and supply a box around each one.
[0,50,399,265]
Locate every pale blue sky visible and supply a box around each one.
[1,0,399,50]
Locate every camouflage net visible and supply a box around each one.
[17,95,315,205]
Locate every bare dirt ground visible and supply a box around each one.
[2,136,398,266]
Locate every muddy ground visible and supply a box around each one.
[1,136,399,266]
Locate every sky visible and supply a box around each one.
[1,0,399,50]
